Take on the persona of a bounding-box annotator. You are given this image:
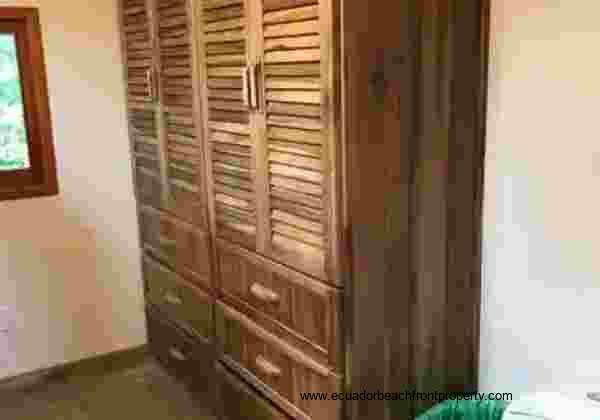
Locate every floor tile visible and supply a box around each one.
[0,359,214,420]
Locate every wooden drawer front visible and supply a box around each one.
[139,205,212,286]
[146,307,214,403]
[144,256,213,340]
[216,362,290,420]
[217,240,340,368]
[216,303,342,420]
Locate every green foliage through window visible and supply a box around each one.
[0,33,29,171]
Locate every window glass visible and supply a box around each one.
[0,33,29,171]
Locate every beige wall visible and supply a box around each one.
[0,0,146,379]
[481,1,600,394]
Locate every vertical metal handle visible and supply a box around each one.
[146,68,155,102]
[243,66,251,109]
[249,63,258,110]
[255,59,265,113]
[154,65,160,103]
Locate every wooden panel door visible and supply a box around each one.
[120,0,166,209]
[257,0,340,284]
[198,0,258,251]
[156,0,209,228]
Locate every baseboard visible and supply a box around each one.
[0,345,148,391]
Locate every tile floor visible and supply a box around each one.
[0,358,214,420]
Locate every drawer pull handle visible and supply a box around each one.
[250,283,280,304]
[164,292,182,306]
[255,356,282,378]
[169,347,187,361]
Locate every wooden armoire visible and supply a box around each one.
[118,0,490,419]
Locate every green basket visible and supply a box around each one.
[415,399,508,420]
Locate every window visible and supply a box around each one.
[0,8,57,201]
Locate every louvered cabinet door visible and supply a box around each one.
[259,0,339,284]
[156,0,208,228]
[121,0,165,209]
[199,0,258,251]
[122,0,156,104]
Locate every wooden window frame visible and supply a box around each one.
[0,8,57,201]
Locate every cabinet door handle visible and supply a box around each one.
[249,63,258,110]
[146,68,155,102]
[255,59,264,113]
[154,65,160,102]
[169,347,187,361]
[243,66,251,109]
[255,355,282,377]
[249,283,280,304]
[164,291,182,306]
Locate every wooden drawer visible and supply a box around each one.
[216,362,290,420]
[139,205,212,289]
[144,256,213,340]
[216,302,342,420]
[146,306,214,405]
[216,240,341,369]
